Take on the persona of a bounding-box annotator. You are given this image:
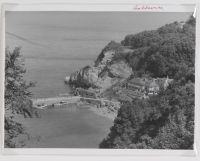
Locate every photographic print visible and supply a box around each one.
[4,10,195,149]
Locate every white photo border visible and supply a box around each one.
[0,0,199,157]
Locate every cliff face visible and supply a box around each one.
[69,20,195,94]
[69,42,133,91]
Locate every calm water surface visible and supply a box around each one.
[5,12,191,98]
[5,12,191,148]
[23,107,113,148]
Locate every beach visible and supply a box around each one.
[31,95,118,120]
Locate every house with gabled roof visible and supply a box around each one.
[147,76,173,95]
[126,78,146,92]
[126,76,173,96]
[147,79,160,95]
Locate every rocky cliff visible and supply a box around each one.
[69,41,133,92]
[68,20,195,95]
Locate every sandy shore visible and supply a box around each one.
[77,102,117,120]
[31,94,119,121]
[32,95,118,120]
[89,106,117,120]
[32,96,119,121]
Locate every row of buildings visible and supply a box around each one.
[125,76,173,96]
[114,77,173,103]
[72,76,173,104]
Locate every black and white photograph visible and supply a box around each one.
[4,10,195,149]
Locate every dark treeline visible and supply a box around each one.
[100,16,195,149]
[5,47,37,148]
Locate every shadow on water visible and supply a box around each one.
[20,104,113,148]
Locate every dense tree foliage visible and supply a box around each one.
[105,16,195,79]
[95,41,122,66]
[5,47,36,147]
[100,80,194,149]
[100,16,195,149]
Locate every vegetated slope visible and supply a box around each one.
[69,16,195,91]
[99,16,195,149]
[5,47,38,147]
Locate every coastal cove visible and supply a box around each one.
[5,12,194,149]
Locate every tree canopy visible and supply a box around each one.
[5,47,36,147]
[100,16,195,149]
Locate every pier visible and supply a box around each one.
[32,96,120,110]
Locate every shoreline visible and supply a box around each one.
[32,95,80,109]
[32,91,120,121]
[13,103,114,148]
[88,106,117,121]
[32,95,118,120]
[77,101,117,121]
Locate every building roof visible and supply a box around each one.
[127,77,173,90]
[149,80,159,88]
[128,78,146,86]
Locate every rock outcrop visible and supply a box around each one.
[68,20,191,99]
[69,41,133,92]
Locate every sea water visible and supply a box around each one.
[5,12,191,148]
[5,12,191,99]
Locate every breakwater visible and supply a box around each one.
[32,95,120,110]
[32,96,80,109]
